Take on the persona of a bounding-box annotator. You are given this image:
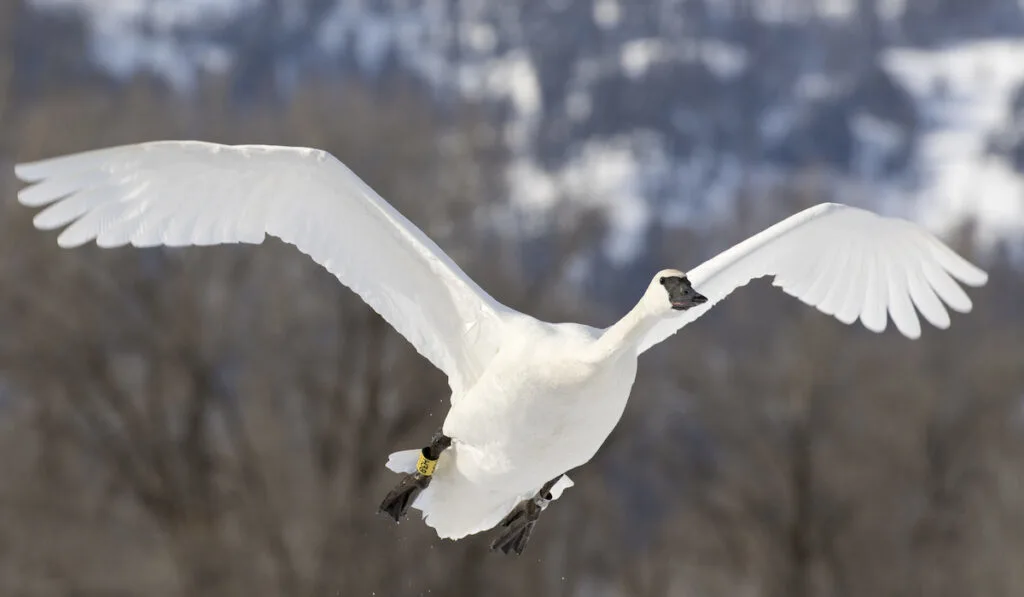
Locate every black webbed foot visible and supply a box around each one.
[490,477,561,555]
[378,431,451,522]
[491,516,538,555]
[378,471,431,522]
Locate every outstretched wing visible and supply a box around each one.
[16,141,513,395]
[639,203,988,353]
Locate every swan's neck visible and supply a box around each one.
[595,301,660,359]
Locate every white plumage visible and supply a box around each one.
[639,202,988,351]
[16,142,508,398]
[14,141,987,542]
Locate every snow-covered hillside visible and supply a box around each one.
[884,40,1024,246]
[31,0,243,87]
[27,0,1024,266]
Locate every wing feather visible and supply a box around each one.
[904,249,950,330]
[923,230,988,286]
[800,235,842,308]
[860,246,889,333]
[833,238,866,325]
[817,237,856,315]
[16,141,512,395]
[919,254,973,313]
[885,249,921,339]
[638,203,986,353]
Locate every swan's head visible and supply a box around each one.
[645,269,707,313]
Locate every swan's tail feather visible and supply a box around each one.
[382,449,575,540]
[385,449,421,474]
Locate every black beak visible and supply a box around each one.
[671,293,707,311]
[662,276,707,311]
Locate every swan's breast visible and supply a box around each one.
[442,322,638,480]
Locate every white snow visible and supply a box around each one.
[620,39,665,79]
[464,23,498,53]
[480,51,542,118]
[507,140,657,264]
[884,40,1024,246]
[593,0,622,29]
[699,40,748,80]
[318,4,426,76]
[850,112,907,179]
[748,0,906,23]
[91,32,232,89]
[618,39,746,80]
[457,50,543,153]
[33,0,254,29]
[31,0,249,87]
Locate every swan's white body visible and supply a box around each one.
[14,141,989,540]
[390,317,635,538]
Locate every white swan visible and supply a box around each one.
[14,141,988,554]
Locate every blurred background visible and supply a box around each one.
[1,0,1023,595]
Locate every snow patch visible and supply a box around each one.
[464,23,498,53]
[458,51,543,151]
[619,38,747,81]
[483,51,542,118]
[593,0,622,29]
[850,112,906,179]
[884,40,1024,246]
[620,39,665,79]
[699,40,748,79]
[508,140,657,264]
[33,0,255,29]
[31,0,249,87]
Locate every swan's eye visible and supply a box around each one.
[659,277,666,285]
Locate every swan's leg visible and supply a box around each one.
[490,475,563,555]
[378,430,452,522]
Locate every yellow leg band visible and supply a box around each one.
[416,453,438,476]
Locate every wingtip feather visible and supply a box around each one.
[947,256,989,287]
[861,314,888,334]
[898,321,922,340]
[56,223,94,248]
[14,161,45,183]
[966,266,988,287]
[18,181,64,207]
